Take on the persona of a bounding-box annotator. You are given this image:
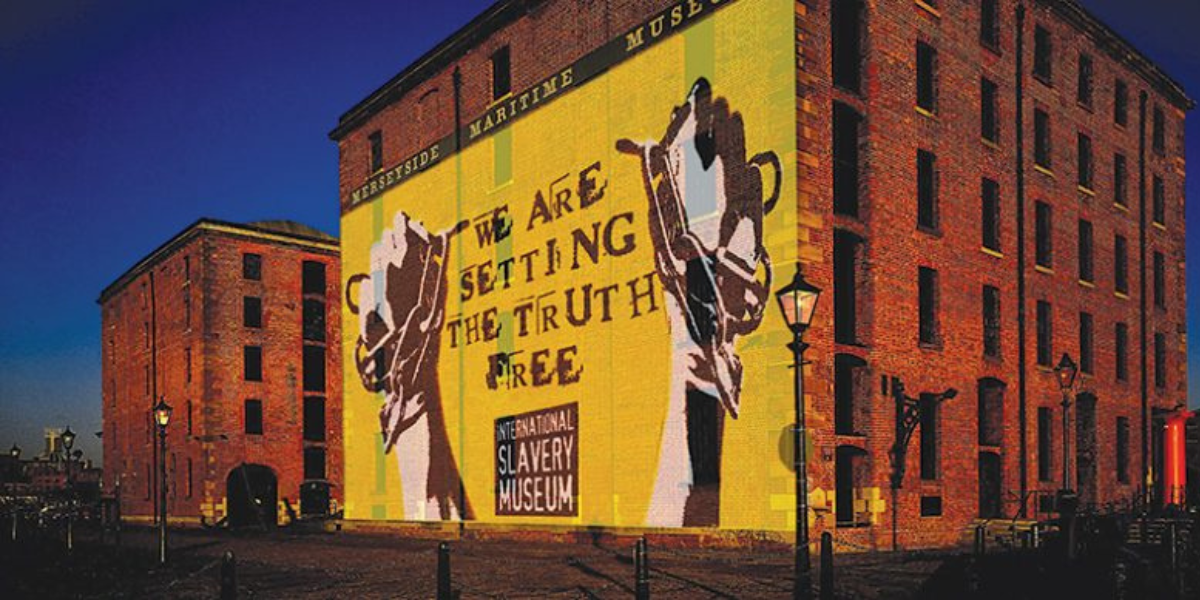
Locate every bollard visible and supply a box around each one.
[974,525,986,556]
[10,512,16,542]
[67,514,73,553]
[1031,524,1040,549]
[437,541,452,600]
[220,551,237,600]
[635,536,650,600]
[819,532,833,600]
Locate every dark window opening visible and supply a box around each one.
[1115,235,1129,294]
[919,267,939,346]
[978,378,1005,447]
[982,178,1001,252]
[979,452,1002,518]
[243,253,262,281]
[1080,312,1094,374]
[983,285,1001,358]
[835,354,868,435]
[1077,133,1093,189]
[1038,407,1053,481]
[304,397,326,442]
[919,393,940,480]
[916,42,937,112]
[243,296,262,328]
[835,446,871,526]
[302,260,326,295]
[184,292,191,328]
[917,149,938,230]
[1033,26,1052,82]
[1034,109,1052,168]
[1114,153,1128,207]
[980,0,999,49]
[1152,107,1166,154]
[1155,332,1167,389]
[304,447,326,480]
[303,345,325,392]
[920,496,943,517]
[303,299,326,342]
[833,103,863,217]
[244,399,263,435]
[832,0,863,92]
[981,78,999,142]
[834,230,863,345]
[1116,417,1130,484]
[244,345,262,382]
[1154,251,1166,309]
[1152,175,1165,225]
[1035,201,1052,268]
[1078,219,1094,283]
[368,130,383,172]
[491,46,511,100]
[1036,301,1052,367]
[1077,53,1093,108]
[1116,323,1129,382]
[1114,80,1129,126]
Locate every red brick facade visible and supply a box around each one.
[331,0,1189,548]
[100,220,343,525]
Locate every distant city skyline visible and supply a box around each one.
[1,0,1197,466]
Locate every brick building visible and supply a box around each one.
[330,0,1188,549]
[99,219,342,527]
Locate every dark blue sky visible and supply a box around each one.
[0,0,1196,465]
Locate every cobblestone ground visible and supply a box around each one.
[1,523,954,599]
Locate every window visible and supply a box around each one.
[491,45,511,100]
[982,178,1001,252]
[981,78,999,142]
[1115,323,1129,382]
[978,379,1005,446]
[1077,133,1093,190]
[243,296,262,328]
[1077,53,1093,108]
[187,458,193,498]
[919,267,939,346]
[916,42,937,112]
[1037,407,1053,481]
[244,345,262,382]
[304,447,326,480]
[980,0,999,49]
[1155,332,1167,389]
[303,397,326,442]
[983,285,1001,358]
[144,321,150,348]
[917,149,938,230]
[1153,106,1165,154]
[1078,220,1094,283]
[1114,153,1128,207]
[1033,26,1052,82]
[183,291,191,329]
[919,393,940,480]
[303,299,326,342]
[302,261,326,295]
[833,230,863,345]
[244,399,263,435]
[833,103,862,217]
[1116,417,1130,484]
[834,355,867,435]
[920,496,943,517]
[145,365,150,395]
[1115,235,1129,295]
[1114,80,1129,126]
[368,130,383,173]
[1152,175,1165,225]
[186,400,193,436]
[242,253,262,281]
[303,345,325,392]
[1154,251,1166,309]
[1080,312,1094,374]
[183,255,191,283]
[1036,301,1052,367]
[832,0,863,92]
[1035,201,1052,268]
[1034,109,1051,168]
[185,347,192,383]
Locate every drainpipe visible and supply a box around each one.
[1014,3,1029,518]
[1137,90,1149,501]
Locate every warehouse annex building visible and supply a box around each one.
[330,0,1190,549]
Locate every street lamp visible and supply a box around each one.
[61,427,76,485]
[776,264,820,600]
[1053,353,1078,560]
[9,444,19,459]
[153,399,172,565]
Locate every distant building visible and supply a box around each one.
[98,219,342,526]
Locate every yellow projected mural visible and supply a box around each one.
[342,0,799,531]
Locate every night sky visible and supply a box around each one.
[1,0,1197,466]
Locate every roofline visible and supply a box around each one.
[330,0,1192,143]
[329,0,529,141]
[97,219,339,304]
[1045,0,1193,110]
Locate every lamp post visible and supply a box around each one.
[1053,353,1078,560]
[153,399,172,565]
[61,426,76,553]
[776,264,821,600]
[8,444,19,542]
[9,444,19,459]
[61,427,76,486]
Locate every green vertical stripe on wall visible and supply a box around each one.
[374,428,386,494]
[372,504,387,520]
[684,17,715,92]
[493,128,513,187]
